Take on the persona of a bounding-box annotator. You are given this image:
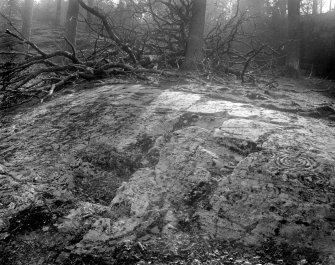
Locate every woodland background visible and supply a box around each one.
[0,0,335,107]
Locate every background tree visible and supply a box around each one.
[64,0,80,53]
[21,0,34,40]
[21,0,34,54]
[312,0,318,14]
[3,0,335,108]
[55,0,62,27]
[0,0,20,63]
[286,0,301,77]
[247,0,265,14]
[182,0,207,71]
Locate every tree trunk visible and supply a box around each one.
[21,0,34,40]
[21,0,34,55]
[312,0,318,14]
[55,0,62,27]
[286,0,301,78]
[64,0,79,53]
[320,0,323,13]
[182,0,207,71]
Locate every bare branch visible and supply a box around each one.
[78,0,137,64]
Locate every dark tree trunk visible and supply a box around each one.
[64,0,79,52]
[182,0,207,71]
[286,0,301,78]
[55,0,62,27]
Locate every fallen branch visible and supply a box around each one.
[5,30,82,64]
[63,36,79,62]
[0,29,177,109]
[41,73,78,102]
[5,29,47,57]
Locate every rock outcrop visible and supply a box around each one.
[1,79,335,264]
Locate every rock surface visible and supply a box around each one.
[1,77,335,264]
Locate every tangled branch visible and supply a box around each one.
[0,28,176,109]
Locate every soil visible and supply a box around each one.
[0,75,335,265]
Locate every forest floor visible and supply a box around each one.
[0,74,335,265]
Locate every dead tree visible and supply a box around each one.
[0,21,177,109]
[182,0,207,71]
[140,0,192,67]
[78,0,137,63]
